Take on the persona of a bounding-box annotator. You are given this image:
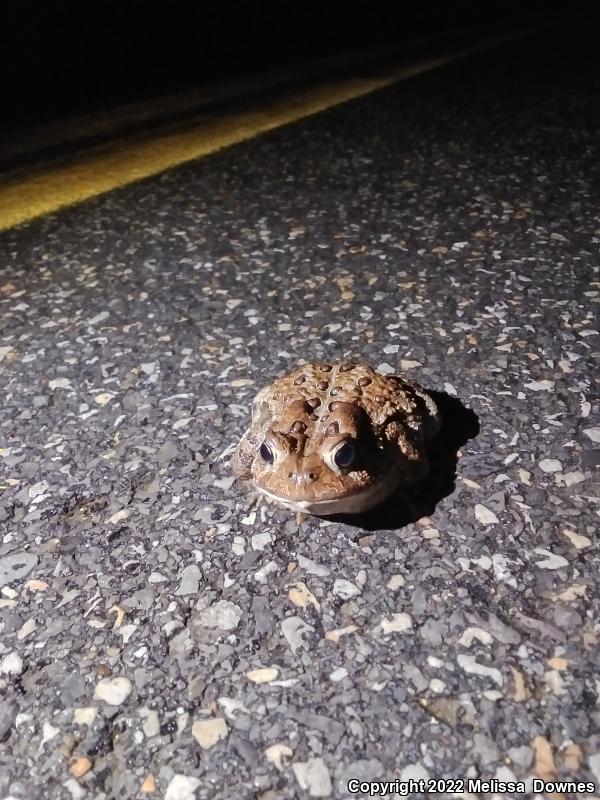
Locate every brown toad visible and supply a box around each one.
[231,362,441,515]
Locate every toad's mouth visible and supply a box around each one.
[258,474,401,515]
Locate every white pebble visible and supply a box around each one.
[459,627,493,647]
[457,654,503,686]
[140,361,158,375]
[88,311,110,326]
[428,656,444,668]
[266,743,293,771]
[41,721,60,745]
[561,529,591,550]
[165,775,202,800]
[93,676,133,705]
[534,549,569,570]
[561,471,585,487]
[63,778,86,800]
[298,555,330,576]
[583,427,600,443]
[400,763,430,781]
[254,560,279,584]
[251,532,272,551]
[232,536,246,556]
[387,574,406,591]
[539,458,562,473]
[474,504,499,525]
[292,757,332,798]
[17,618,36,640]
[246,667,279,684]
[191,717,228,749]
[524,380,555,391]
[195,600,242,630]
[281,616,315,652]
[94,392,115,406]
[0,652,24,675]
[329,667,348,682]
[49,378,73,390]
[332,578,361,599]
[176,564,202,596]
[377,362,395,375]
[380,613,413,634]
[73,707,97,725]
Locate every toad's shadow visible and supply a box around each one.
[325,391,480,531]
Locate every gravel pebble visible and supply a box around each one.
[380,613,413,634]
[165,775,202,800]
[0,652,24,676]
[175,564,202,595]
[93,677,133,705]
[293,757,333,798]
[332,578,361,599]
[539,458,563,473]
[474,504,499,524]
[583,427,600,443]
[191,718,228,749]
[193,600,242,631]
[0,552,38,585]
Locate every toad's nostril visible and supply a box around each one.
[308,472,317,481]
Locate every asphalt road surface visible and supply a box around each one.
[1,24,599,800]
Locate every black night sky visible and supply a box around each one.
[2,0,592,132]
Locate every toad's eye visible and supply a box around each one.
[259,441,274,464]
[333,440,356,468]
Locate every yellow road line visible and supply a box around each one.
[0,39,516,231]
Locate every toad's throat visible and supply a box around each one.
[257,470,403,515]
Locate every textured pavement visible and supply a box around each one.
[1,25,599,800]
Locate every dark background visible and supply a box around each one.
[0,0,595,133]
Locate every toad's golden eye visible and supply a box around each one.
[332,440,356,468]
[259,441,274,464]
